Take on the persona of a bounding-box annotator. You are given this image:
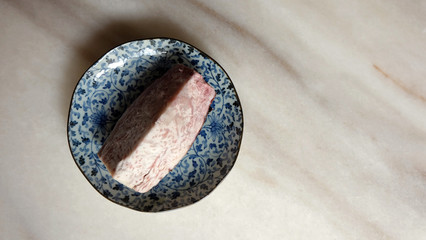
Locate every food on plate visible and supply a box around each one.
[97,64,216,193]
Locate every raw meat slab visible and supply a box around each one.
[97,64,216,193]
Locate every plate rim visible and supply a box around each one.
[66,37,244,212]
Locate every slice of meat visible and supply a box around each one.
[97,64,216,193]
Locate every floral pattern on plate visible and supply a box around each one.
[67,38,243,212]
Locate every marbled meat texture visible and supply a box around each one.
[97,64,216,193]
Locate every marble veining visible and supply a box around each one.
[1,0,426,239]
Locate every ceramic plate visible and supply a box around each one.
[67,38,243,212]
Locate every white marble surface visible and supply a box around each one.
[1,0,426,239]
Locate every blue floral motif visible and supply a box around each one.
[205,113,226,142]
[67,38,243,212]
[89,107,110,135]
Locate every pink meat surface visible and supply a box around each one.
[97,64,216,193]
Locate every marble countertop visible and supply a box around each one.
[1,0,426,239]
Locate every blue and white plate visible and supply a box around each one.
[67,38,243,212]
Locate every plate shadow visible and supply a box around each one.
[61,17,208,123]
